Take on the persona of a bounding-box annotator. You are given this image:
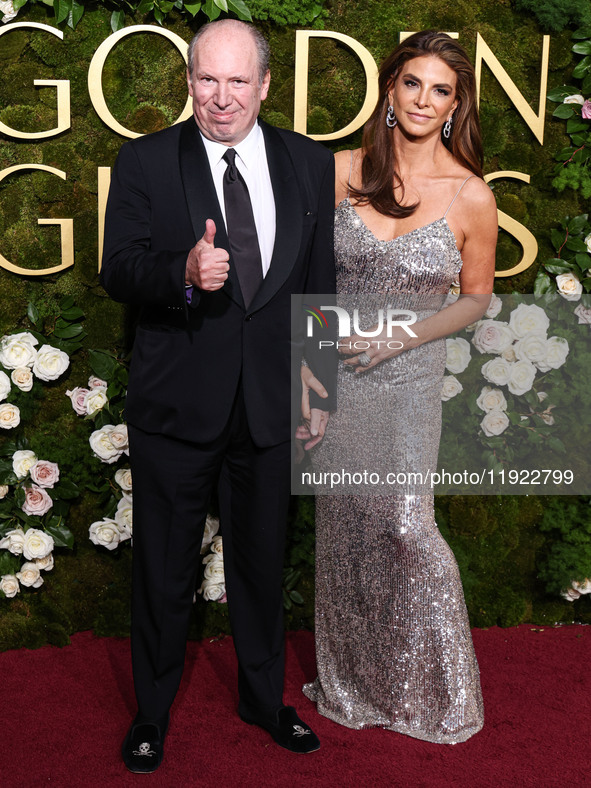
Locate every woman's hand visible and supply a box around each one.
[339,325,416,372]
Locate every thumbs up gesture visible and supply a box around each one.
[185,219,230,291]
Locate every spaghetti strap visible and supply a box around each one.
[347,151,354,198]
[444,174,477,218]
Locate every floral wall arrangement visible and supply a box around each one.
[2,0,591,648]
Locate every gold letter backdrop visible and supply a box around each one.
[0,2,586,645]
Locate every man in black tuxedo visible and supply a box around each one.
[100,19,335,773]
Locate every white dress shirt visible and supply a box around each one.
[200,122,276,277]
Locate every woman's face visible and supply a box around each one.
[389,55,458,139]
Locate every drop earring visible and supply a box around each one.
[443,114,453,139]
[386,105,397,128]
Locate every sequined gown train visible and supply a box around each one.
[303,188,484,744]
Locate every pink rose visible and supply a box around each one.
[66,387,90,416]
[88,375,108,389]
[30,460,60,489]
[582,100,591,120]
[22,485,53,517]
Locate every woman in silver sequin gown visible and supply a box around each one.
[302,32,498,744]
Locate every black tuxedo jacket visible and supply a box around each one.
[100,117,336,448]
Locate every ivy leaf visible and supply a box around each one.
[60,306,84,322]
[573,41,591,56]
[53,0,72,25]
[566,236,589,253]
[111,9,125,32]
[204,0,222,19]
[573,56,591,79]
[567,214,589,233]
[553,104,575,119]
[289,590,304,605]
[68,0,84,28]
[575,253,591,268]
[0,551,20,576]
[572,28,591,40]
[53,480,80,500]
[550,229,567,250]
[546,86,580,102]
[566,118,589,133]
[27,303,40,326]
[136,0,154,12]
[45,520,75,549]
[89,350,118,380]
[227,0,252,17]
[544,262,574,274]
[214,0,228,12]
[183,1,201,15]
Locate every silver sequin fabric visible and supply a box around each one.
[303,198,484,744]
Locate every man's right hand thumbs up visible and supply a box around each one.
[185,219,230,291]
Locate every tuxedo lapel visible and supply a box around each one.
[248,121,303,313]
[179,118,244,308]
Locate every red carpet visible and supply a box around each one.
[0,626,587,787]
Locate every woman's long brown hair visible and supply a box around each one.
[349,31,483,218]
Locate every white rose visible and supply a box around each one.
[0,484,8,499]
[22,485,53,517]
[476,386,508,413]
[35,552,54,572]
[562,588,581,601]
[572,578,591,594]
[89,425,121,464]
[0,0,19,24]
[32,344,70,382]
[472,320,514,355]
[16,562,43,588]
[563,94,585,104]
[30,460,60,489]
[11,367,33,392]
[536,336,569,372]
[203,553,225,582]
[0,402,20,430]
[88,376,108,389]
[66,387,90,416]
[0,370,10,401]
[556,272,582,302]
[12,449,37,478]
[445,337,471,374]
[0,575,19,598]
[585,233,591,255]
[441,375,463,401]
[199,580,226,602]
[114,468,132,492]
[508,303,550,339]
[507,360,537,396]
[481,408,510,437]
[501,346,517,362]
[0,527,25,555]
[513,333,548,365]
[481,357,513,386]
[22,528,54,560]
[574,303,591,324]
[0,332,38,369]
[110,424,129,455]
[484,294,503,319]
[200,514,220,554]
[210,535,223,557]
[85,388,108,415]
[114,498,133,537]
[89,518,123,550]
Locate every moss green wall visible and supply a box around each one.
[0,2,589,649]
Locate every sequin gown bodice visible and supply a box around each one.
[303,197,484,744]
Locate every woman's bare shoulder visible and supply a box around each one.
[334,148,361,205]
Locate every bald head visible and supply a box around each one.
[187,20,270,86]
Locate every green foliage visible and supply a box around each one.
[513,0,591,32]
[248,0,326,26]
[3,0,253,31]
[537,496,591,593]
